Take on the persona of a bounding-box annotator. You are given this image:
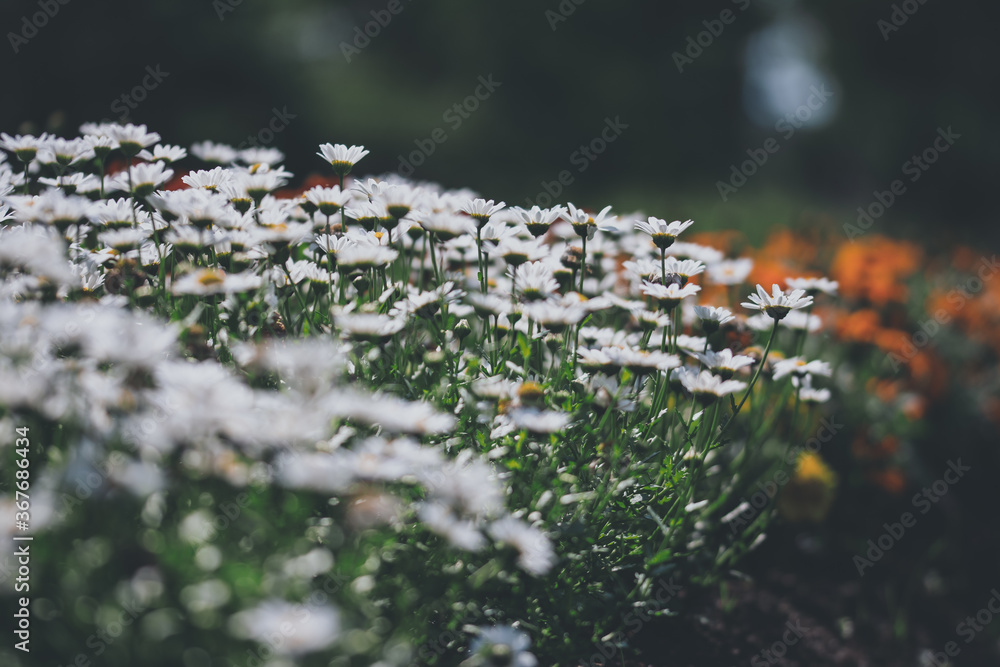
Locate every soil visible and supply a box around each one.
[630,528,1000,666]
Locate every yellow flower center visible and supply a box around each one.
[197,270,226,286]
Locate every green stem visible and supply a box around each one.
[715,319,779,445]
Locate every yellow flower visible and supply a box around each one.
[777,452,838,523]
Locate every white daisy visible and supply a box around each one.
[138,144,187,163]
[511,205,565,238]
[741,284,813,321]
[461,198,506,227]
[678,369,747,404]
[771,357,833,381]
[228,600,340,655]
[634,217,694,249]
[488,517,555,576]
[109,123,161,156]
[707,258,753,285]
[316,143,369,176]
[785,276,839,296]
[687,348,755,378]
[693,305,735,333]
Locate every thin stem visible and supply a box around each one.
[715,318,779,444]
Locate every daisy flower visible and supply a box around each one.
[679,369,747,405]
[1,133,49,163]
[634,217,694,250]
[507,407,569,434]
[563,202,613,240]
[238,146,284,166]
[38,137,92,167]
[687,348,755,378]
[138,144,187,163]
[181,166,233,192]
[771,357,833,381]
[641,280,701,311]
[491,237,548,268]
[676,333,709,352]
[228,600,340,655]
[793,375,831,403]
[316,143,369,177]
[488,517,555,576]
[190,140,238,164]
[742,284,813,321]
[513,261,560,301]
[693,305,735,333]
[461,198,506,227]
[668,241,725,264]
[99,228,148,252]
[420,212,474,242]
[285,259,332,287]
[302,185,347,220]
[707,257,753,285]
[171,268,262,295]
[664,257,705,282]
[82,134,118,161]
[336,244,398,270]
[512,205,565,238]
[381,183,425,221]
[785,276,839,296]
[109,123,161,157]
[334,312,406,343]
[577,347,620,374]
[418,503,486,552]
[524,302,586,333]
[109,162,174,197]
[613,348,682,375]
[781,310,822,332]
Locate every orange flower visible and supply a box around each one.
[868,468,906,495]
[835,308,881,343]
[830,236,921,305]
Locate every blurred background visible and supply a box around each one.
[0,0,994,246]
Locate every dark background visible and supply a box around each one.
[1,0,994,241]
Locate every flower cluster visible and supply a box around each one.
[0,123,844,665]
